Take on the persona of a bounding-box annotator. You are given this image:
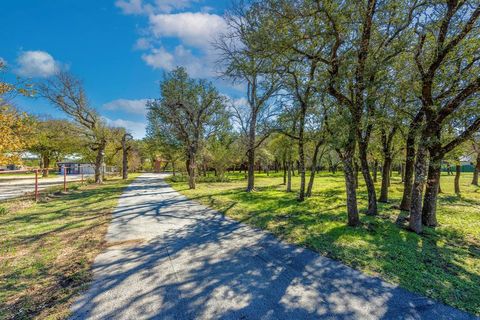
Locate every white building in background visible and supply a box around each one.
[57,162,98,175]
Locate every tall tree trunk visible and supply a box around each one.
[306,141,323,198]
[358,142,377,215]
[122,134,131,180]
[298,115,306,201]
[94,140,106,184]
[42,154,50,177]
[343,154,360,227]
[472,152,480,186]
[246,111,257,192]
[400,120,420,211]
[454,164,461,194]
[354,161,359,189]
[282,159,287,185]
[188,151,196,189]
[186,144,197,189]
[286,159,292,192]
[339,133,360,227]
[421,127,443,227]
[378,156,392,203]
[246,148,255,191]
[185,159,190,177]
[172,161,176,176]
[421,157,441,227]
[122,148,128,180]
[373,159,378,183]
[409,142,428,234]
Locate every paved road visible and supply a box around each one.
[71,174,478,320]
[0,174,90,201]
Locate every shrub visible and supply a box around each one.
[168,175,231,183]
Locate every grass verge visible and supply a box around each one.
[0,174,138,320]
[168,171,480,315]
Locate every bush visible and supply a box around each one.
[169,175,188,182]
[168,175,231,183]
[0,206,7,215]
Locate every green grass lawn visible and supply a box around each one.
[0,174,139,320]
[168,171,480,315]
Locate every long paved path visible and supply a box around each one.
[71,174,478,320]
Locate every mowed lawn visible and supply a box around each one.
[0,175,138,320]
[168,171,480,315]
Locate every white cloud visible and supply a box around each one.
[116,0,199,15]
[104,117,146,139]
[134,37,153,50]
[140,12,226,77]
[115,0,146,15]
[119,3,227,79]
[148,12,226,50]
[142,47,175,70]
[142,45,215,77]
[16,51,60,78]
[153,0,198,13]
[103,98,149,115]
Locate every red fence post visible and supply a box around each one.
[63,166,67,192]
[34,169,39,202]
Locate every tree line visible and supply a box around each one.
[147,0,480,234]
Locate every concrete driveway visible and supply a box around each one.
[70,173,478,320]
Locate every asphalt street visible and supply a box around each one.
[0,174,90,201]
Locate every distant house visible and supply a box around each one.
[57,162,97,175]
[442,156,475,173]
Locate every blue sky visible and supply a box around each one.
[1,0,243,138]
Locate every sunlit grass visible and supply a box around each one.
[168,170,480,315]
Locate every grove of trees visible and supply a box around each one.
[147,0,480,234]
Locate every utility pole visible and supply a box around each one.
[122,133,133,179]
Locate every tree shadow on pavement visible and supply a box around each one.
[70,176,476,319]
